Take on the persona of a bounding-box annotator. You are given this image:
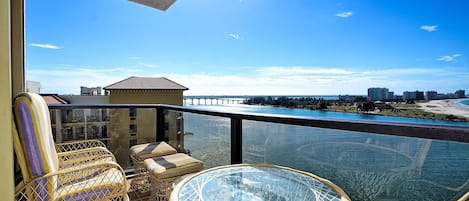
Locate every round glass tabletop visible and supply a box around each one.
[170,164,350,201]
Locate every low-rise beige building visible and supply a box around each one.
[47,77,188,168]
[104,77,188,167]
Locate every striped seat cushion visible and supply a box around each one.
[55,167,125,201]
[14,92,59,200]
[144,153,204,179]
[130,142,177,161]
[14,93,59,176]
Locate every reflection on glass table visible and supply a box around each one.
[170,164,351,201]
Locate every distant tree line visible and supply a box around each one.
[356,102,396,112]
[244,96,332,110]
[244,96,400,112]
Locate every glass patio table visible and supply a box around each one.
[170,164,350,201]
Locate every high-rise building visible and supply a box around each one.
[387,91,395,100]
[26,80,41,93]
[394,95,404,101]
[80,86,102,96]
[455,90,466,98]
[425,91,438,100]
[367,88,389,101]
[403,91,424,101]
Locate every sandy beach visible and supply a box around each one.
[417,98,469,118]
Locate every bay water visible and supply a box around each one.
[459,99,469,106]
[181,103,469,201]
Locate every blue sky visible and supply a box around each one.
[26,0,469,95]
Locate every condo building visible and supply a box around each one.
[425,91,438,100]
[455,90,466,98]
[367,88,391,101]
[403,91,425,101]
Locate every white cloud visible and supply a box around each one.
[420,25,438,32]
[362,68,446,75]
[336,11,353,18]
[227,33,242,40]
[139,63,158,68]
[255,67,354,76]
[155,66,469,95]
[437,54,461,62]
[26,65,469,96]
[29,43,62,49]
[26,67,141,94]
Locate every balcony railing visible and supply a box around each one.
[48,104,469,201]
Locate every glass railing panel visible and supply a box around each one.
[242,120,469,201]
[50,107,158,170]
[164,109,185,152]
[182,112,231,168]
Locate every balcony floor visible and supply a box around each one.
[127,178,151,201]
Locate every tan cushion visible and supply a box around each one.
[144,153,204,179]
[56,167,125,200]
[130,142,177,161]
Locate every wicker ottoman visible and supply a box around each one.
[130,142,177,192]
[144,153,204,201]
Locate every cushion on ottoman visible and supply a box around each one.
[130,142,177,161]
[144,153,204,179]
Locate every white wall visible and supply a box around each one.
[0,0,14,199]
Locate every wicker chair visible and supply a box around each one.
[13,92,128,201]
[459,191,469,201]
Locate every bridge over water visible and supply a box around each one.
[183,95,340,105]
[184,96,248,105]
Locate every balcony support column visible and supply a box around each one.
[231,118,242,164]
[156,107,165,142]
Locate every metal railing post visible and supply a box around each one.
[231,118,242,164]
[156,107,165,142]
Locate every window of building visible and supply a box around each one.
[129,108,137,120]
[129,124,137,134]
[129,139,138,148]
[101,126,108,138]
[76,127,85,140]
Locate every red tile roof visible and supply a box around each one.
[104,76,188,91]
[40,94,69,105]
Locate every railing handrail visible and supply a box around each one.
[48,104,469,143]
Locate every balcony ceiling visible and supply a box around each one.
[129,0,176,11]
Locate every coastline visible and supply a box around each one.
[242,96,469,122]
[416,98,469,118]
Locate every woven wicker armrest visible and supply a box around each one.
[56,139,107,152]
[58,146,116,168]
